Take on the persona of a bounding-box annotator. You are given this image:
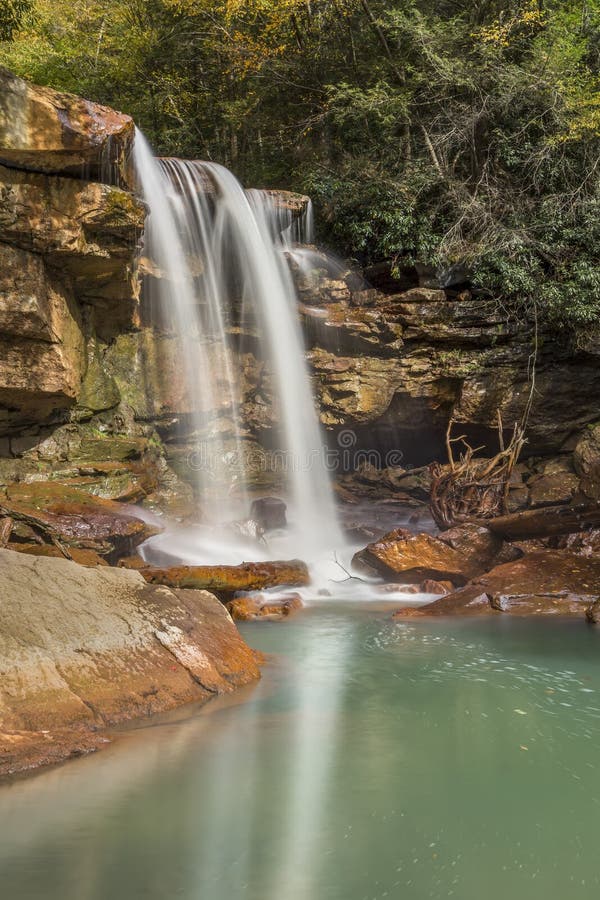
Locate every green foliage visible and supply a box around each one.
[2,0,600,332]
[0,0,34,41]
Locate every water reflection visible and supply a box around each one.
[1,609,600,900]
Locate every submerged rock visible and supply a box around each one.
[0,548,261,776]
[226,592,303,621]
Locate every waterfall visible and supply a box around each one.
[133,130,342,559]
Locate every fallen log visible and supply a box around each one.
[479,503,600,540]
[139,560,310,596]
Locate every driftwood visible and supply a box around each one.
[429,412,527,530]
[481,503,600,540]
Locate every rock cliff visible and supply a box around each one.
[1,68,599,514]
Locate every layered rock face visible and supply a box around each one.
[2,68,600,512]
[0,67,134,184]
[0,71,173,515]
[0,549,260,776]
[300,275,600,460]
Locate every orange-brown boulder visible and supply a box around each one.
[226,593,303,621]
[0,68,134,185]
[353,528,470,584]
[394,550,600,619]
[0,548,261,777]
[437,523,503,573]
[1,481,160,560]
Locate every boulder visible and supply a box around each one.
[352,528,471,584]
[0,548,260,776]
[420,579,454,595]
[0,68,134,185]
[527,457,581,507]
[226,592,303,621]
[586,600,600,624]
[250,497,287,530]
[394,550,600,618]
[437,523,503,573]
[1,481,160,560]
[139,560,310,598]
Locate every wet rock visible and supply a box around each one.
[420,579,454,595]
[139,560,310,598]
[378,580,453,595]
[574,425,600,501]
[226,518,265,542]
[0,164,144,320]
[485,503,600,540]
[353,528,470,584]
[226,592,303,621]
[377,583,422,594]
[395,550,600,618]
[527,457,581,507]
[437,523,503,573]
[0,547,260,776]
[1,481,160,560]
[0,68,134,185]
[393,589,492,618]
[250,497,287,530]
[585,600,600,624]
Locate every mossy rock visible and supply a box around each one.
[76,434,149,462]
[76,344,121,415]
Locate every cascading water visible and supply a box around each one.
[133,130,342,563]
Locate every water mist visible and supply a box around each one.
[133,131,342,564]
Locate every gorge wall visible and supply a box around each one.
[1,68,599,518]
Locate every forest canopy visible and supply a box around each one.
[2,0,600,330]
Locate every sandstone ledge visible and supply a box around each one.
[393,550,600,620]
[0,549,261,777]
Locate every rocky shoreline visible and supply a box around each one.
[0,548,261,777]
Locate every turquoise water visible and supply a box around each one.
[1,605,600,899]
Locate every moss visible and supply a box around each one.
[101,188,145,228]
[437,349,484,378]
[76,342,121,415]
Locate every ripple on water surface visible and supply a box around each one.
[0,607,599,900]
